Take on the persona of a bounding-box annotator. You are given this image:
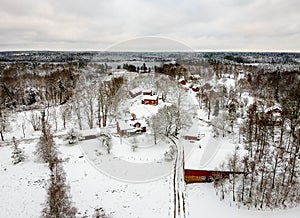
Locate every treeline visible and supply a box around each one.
[0,67,79,108]
[122,63,151,73]
[156,63,188,78]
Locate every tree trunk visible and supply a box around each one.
[0,130,3,141]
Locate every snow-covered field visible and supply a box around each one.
[0,139,173,217]
[2,137,299,218]
[186,183,300,218]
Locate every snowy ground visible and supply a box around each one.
[186,183,300,218]
[2,137,299,218]
[0,138,173,218]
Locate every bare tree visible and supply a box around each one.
[30,111,41,131]
[83,84,97,129]
[227,146,240,202]
[99,131,112,154]
[149,115,163,144]
[72,97,82,130]
[98,77,124,127]
[0,106,9,141]
[60,103,72,129]
[131,137,138,152]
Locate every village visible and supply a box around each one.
[0,54,299,218]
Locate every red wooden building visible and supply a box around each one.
[184,169,242,183]
[142,95,158,105]
[183,135,245,183]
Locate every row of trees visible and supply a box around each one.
[34,111,77,217]
[34,112,111,217]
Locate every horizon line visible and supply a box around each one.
[0,49,300,53]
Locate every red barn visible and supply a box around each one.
[185,169,231,183]
[183,135,246,183]
[142,95,158,105]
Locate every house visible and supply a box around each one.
[265,105,282,115]
[191,85,200,92]
[117,119,147,136]
[142,95,158,105]
[129,87,142,98]
[179,78,186,85]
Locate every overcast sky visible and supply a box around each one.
[0,0,299,51]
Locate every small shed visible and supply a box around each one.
[183,135,200,141]
[129,87,142,98]
[143,90,153,95]
[79,128,101,141]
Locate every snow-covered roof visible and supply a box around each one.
[130,87,142,95]
[264,105,282,114]
[143,95,158,101]
[184,133,247,171]
[80,128,100,137]
[130,105,159,119]
[118,119,147,131]
[143,89,152,93]
[130,119,147,127]
[118,120,132,131]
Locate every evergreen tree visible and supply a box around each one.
[35,111,57,163]
[92,207,110,218]
[42,159,77,218]
[11,136,25,164]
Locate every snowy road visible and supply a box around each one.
[172,137,186,218]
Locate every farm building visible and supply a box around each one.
[79,128,101,141]
[142,95,158,105]
[117,119,147,136]
[184,169,234,183]
[143,89,153,95]
[129,87,142,98]
[183,135,201,141]
[191,85,200,92]
[184,134,246,183]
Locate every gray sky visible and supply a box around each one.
[0,0,299,51]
